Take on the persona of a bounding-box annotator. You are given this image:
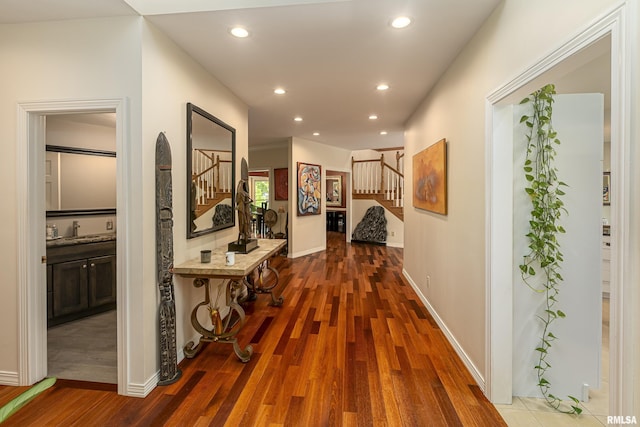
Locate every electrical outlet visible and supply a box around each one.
[426,275,431,288]
[106,220,114,230]
[390,231,395,237]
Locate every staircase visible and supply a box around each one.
[352,151,404,221]
[192,149,233,219]
[193,190,232,218]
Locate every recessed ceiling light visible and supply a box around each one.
[376,84,389,91]
[391,16,412,29]
[294,117,303,122]
[230,27,249,38]
[369,114,378,120]
[380,131,388,135]
[274,88,286,95]
[313,132,320,136]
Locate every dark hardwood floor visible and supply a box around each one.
[0,232,506,426]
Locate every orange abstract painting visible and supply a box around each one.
[413,138,447,215]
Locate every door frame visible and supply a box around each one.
[16,98,130,395]
[485,3,633,415]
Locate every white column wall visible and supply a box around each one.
[0,16,143,385]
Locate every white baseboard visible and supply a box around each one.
[386,242,404,248]
[124,372,159,398]
[290,245,325,259]
[0,370,19,386]
[402,268,486,392]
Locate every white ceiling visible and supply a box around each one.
[1,0,501,150]
[1,1,610,149]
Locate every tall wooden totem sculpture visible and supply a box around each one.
[156,132,181,385]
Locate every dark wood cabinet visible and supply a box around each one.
[47,240,116,326]
[326,211,346,233]
[52,259,89,317]
[88,255,117,307]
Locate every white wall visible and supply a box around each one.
[46,114,116,151]
[289,137,352,258]
[0,16,249,394]
[512,94,603,398]
[141,20,248,383]
[0,16,143,386]
[403,0,625,388]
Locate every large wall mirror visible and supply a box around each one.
[46,145,117,217]
[187,103,236,238]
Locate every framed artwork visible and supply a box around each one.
[297,162,321,216]
[412,138,448,215]
[603,172,611,205]
[326,174,343,207]
[274,168,288,200]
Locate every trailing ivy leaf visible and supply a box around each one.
[557,310,566,318]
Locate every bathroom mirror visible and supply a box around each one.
[45,145,117,217]
[187,103,236,238]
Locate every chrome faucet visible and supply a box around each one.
[72,221,80,237]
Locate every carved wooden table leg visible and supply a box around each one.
[183,278,253,362]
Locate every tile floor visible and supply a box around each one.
[47,310,117,384]
[495,298,610,426]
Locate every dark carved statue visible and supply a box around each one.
[229,157,257,253]
[155,132,181,385]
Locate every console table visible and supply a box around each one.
[172,238,287,362]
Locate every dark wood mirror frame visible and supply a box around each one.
[186,103,236,239]
[45,145,117,217]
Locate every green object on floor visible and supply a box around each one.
[0,377,56,423]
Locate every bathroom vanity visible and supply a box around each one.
[46,234,116,327]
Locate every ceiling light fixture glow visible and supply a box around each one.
[376,83,389,91]
[369,114,378,120]
[380,131,388,135]
[230,27,249,38]
[313,132,320,136]
[391,16,412,29]
[274,88,286,95]
[294,117,303,122]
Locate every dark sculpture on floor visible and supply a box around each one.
[352,205,387,244]
[155,132,181,385]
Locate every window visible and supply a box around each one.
[249,171,270,208]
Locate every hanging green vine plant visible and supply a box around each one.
[518,83,581,415]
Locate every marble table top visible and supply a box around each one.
[172,239,287,279]
[46,232,116,248]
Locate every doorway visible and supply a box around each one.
[44,113,118,384]
[486,7,631,415]
[16,99,129,395]
[326,170,347,241]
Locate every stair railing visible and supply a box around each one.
[352,153,404,208]
[192,150,233,206]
